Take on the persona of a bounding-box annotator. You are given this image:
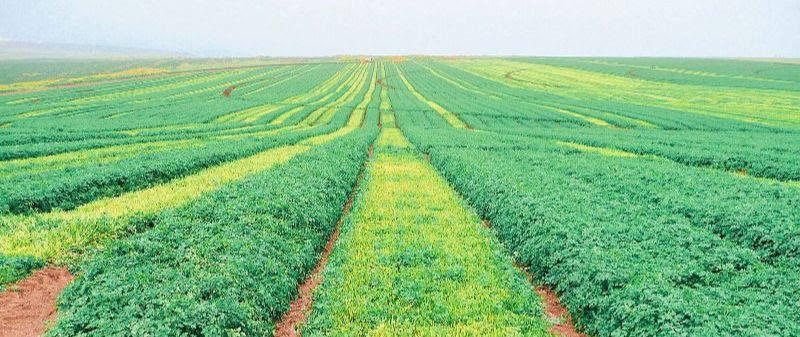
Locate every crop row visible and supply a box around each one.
[398,124,800,336]
[305,122,551,336]
[0,63,382,288]
[47,127,378,336]
[521,57,800,91]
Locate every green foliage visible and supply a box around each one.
[0,254,44,290]
[0,128,323,214]
[305,128,551,336]
[0,57,797,337]
[47,128,377,337]
[401,127,800,336]
[505,127,800,181]
[519,57,800,91]
[391,57,800,336]
[0,59,172,85]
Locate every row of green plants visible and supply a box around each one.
[47,126,378,336]
[520,57,800,91]
[1,69,248,120]
[452,58,800,128]
[0,80,380,289]
[388,58,800,336]
[402,60,800,182]
[505,127,800,182]
[402,125,800,337]
[0,119,282,161]
[0,59,173,86]
[382,64,455,129]
[0,64,376,216]
[0,254,43,291]
[0,127,327,214]
[0,64,348,166]
[409,61,776,131]
[0,63,340,143]
[266,64,370,126]
[305,124,551,336]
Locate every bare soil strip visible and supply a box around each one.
[273,144,374,337]
[0,267,73,337]
[222,85,237,97]
[535,286,588,337]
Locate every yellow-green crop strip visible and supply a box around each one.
[303,64,372,126]
[345,65,378,127]
[555,140,639,158]
[199,64,324,123]
[395,63,470,129]
[416,61,502,100]
[553,140,800,188]
[268,64,361,125]
[579,59,794,84]
[71,70,247,104]
[302,125,550,336]
[0,124,357,262]
[0,139,199,179]
[377,64,397,128]
[454,59,800,127]
[2,58,798,337]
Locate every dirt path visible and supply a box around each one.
[0,267,73,337]
[222,85,237,97]
[273,144,373,337]
[535,286,588,337]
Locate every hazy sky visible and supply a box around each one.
[1,0,798,57]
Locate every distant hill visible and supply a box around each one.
[0,40,187,59]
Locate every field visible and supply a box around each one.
[0,57,798,337]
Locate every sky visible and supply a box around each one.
[1,0,798,57]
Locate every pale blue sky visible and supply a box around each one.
[1,0,798,57]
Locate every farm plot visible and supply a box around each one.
[303,108,550,337]
[0,57,798,337]
[393,58,800,336]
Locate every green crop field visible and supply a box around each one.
[0,56,798,337]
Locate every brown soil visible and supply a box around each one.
[273,144,373,337]
[535,286,588,337]
[0,267,74,337]
[504,69,524,80]
[222,85,237,97]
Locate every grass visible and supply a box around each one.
[46,128,378,337]
[395,64,470,129]
[0,57,797,336]
[555,141,639,158]
[301,64,371,126]
[0,126,355,262]
[303,122,551,337]
[345,66,378,127]
[455,59,800,127]
[269,64,362,125]
[0,139,199,179]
